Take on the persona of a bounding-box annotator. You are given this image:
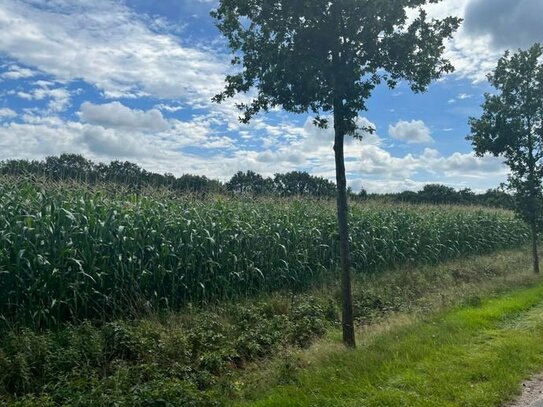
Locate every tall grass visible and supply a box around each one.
[0,177,530,328]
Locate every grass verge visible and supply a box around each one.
[235,266,543,406]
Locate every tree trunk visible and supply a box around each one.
[532,220,540,274]
[526,129,539,275]
[333,110,356,348]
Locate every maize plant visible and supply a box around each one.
[0,177,530,329]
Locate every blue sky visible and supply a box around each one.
[0,0,541,193]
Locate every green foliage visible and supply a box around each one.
[226,171,273,195]
[469,43,543,229]
[273,172,337,198]
[212,0,460,134]
[0,154,222,196]
[0,296,331,406]
[0,177,530,329]
[231,305,286,360]
[225,171,338,198]
[287,301,328,348]
[382,185,515,209]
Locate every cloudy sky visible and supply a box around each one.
[0,0,541,193]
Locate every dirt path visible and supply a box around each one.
[509,376,543,407]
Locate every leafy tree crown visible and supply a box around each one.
[212,0,461,135]
[469,44,543,176]
[468,43,543,225]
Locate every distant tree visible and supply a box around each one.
[468,43,543,274]
[226,171,272,195]
[458,188,475,204]
[0,154,224,196]
[274,171,336,197]
[480,188,515,210]
[102,161,143,187]
[314,176,338,198]
[395,190,420,204]
[357,188,368,200]
[349,187,368,201]
[44,154,95,182]
[0,155,521,211]
[176,174,223,195]
[212,0,460,347]
[419,184,457,204]
[0,159,44,177]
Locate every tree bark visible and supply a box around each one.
[333,108,356,348]
[532,220,540,274]
[526,127,539,275]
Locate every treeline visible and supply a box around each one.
[0,154,339,198]
[0,154,222,195]
[225,170,338,197]
[377,184,515,210]
[0,154,514,208]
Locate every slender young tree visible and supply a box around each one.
[212,0,460,347]
[469,43,543,275]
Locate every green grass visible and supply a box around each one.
[236,281,543,407]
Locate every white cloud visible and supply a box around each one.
[355,145,506,192]
[155,103,184,113]
[80,125,157,158]
[1,64,37,79]
[13,85,71,113]
[80,102,170,132]
[0,108,16,118]
[422,0,510,82]
[0,0,226,102]
[388,120,434,144]
[427,0,543,83]
[0,120,83,159]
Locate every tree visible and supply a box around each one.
[274,171,336,198]
[468,43,543,274]
[419,184,457,204]
[45,153,96,182]
[480,188,515,210]
[176,174,223,195]
[102,160,143,187]
[458,188,475,205]
[356,188,368,200]
[0,159,44,177]
[211,0,460,347]
[226,170,272,195]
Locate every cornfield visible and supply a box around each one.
[0,177,530,328]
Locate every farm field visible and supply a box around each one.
[0,176,530,329]
[0,176,541,406]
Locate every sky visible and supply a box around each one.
[0,0,541,193]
